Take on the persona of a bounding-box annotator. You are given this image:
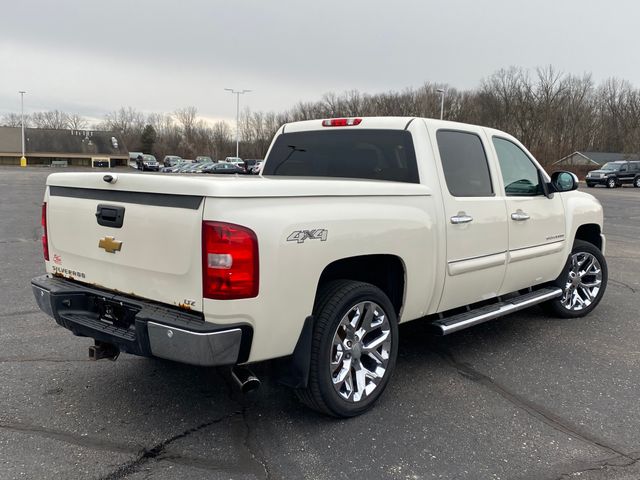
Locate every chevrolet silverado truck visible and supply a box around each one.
[31,117,608,417]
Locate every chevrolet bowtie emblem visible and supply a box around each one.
[98,236,123,253]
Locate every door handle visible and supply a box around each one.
[450,214,473,224]
[511,210,530,221]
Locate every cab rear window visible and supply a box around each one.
[262,130,419,183]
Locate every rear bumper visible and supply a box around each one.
[31,275,249,366]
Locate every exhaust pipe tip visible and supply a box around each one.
[231,366,261,394]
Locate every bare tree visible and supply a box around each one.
[212,121,233,159]
[99,107,145,152]
[0,112,29,127]
[65,113,88,130]
[31,110,69,129]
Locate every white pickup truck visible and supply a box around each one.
[32,117,608,417]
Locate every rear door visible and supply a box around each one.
[428,125,508,311]
[46,185,204,311]
[618,162,633,184]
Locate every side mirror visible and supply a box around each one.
[550,171,578,192]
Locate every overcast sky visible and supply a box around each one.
[0,0,638,124]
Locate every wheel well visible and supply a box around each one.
[575,224,602,250]
[317,255,405,316]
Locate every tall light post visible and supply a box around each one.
[436,88,446,120]
[19,91,26,167]
[224,88,251,158]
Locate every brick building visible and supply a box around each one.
[0,127,128,166]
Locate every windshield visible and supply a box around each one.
[143,155,156,161]
[262,129,419,183]
[601,163,621,171]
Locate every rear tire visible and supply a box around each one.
[296,280,398,417]
[542,240,607,319]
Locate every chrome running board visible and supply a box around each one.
[431,287,563,335]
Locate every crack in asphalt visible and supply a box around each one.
[553,453,640,480]
[0,309,42,318]
[0,422,140,455]
[437,349,632,461]
[97,370,270,480]
[0,238,37,244]
[97,410,243,480]
[0,357,91,363]
[240,405,271,480]
[220,369,272,480]
[609,278,637,293]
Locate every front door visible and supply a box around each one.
[489,136,567,294]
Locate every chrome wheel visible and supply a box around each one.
[607,178,616,188]
[330,301,391,403]
[635,177,640,188]
[561,251,603,311]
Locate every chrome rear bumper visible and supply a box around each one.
[31,275,248,367]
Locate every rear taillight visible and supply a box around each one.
[41,202,49,261]
[322,118,362,127]
[202,221,259,300]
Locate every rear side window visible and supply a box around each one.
[436,130,493,197]
[262,130,419,183]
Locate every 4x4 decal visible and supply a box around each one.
[287,229,328,244]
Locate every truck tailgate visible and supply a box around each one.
[45,184,203,311]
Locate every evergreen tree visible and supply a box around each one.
[140,124,157,154]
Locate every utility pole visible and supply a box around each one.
[436,88,446,120]
[19,91,26,167]
[224,88,251,158]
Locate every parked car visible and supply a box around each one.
[224,157,245,171]
[203,162,244,174]
[136,154,160,171]
[170,162,194,173]
[243,158,260,171]
[32,116,607,417]
[129,152,143,169]
[163,155,183,167]
[586,160,640,188]
[250,160,264,174]
[196,156,213,163]
[160,164,180,173]
[179,162,205,173]
[191,161,214,173]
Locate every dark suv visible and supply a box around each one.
[586,160,640,188]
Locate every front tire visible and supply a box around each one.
[296,280,398,417]
[543,240,607,319]
[607,177,617,188]
[634,177,640,188]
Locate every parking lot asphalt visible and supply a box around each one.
[1,166,639,480]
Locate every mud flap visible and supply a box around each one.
[274,315,314,389]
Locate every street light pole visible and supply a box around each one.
[19,91,26,167]
[224,88,251,158]
[436,88,446,120]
